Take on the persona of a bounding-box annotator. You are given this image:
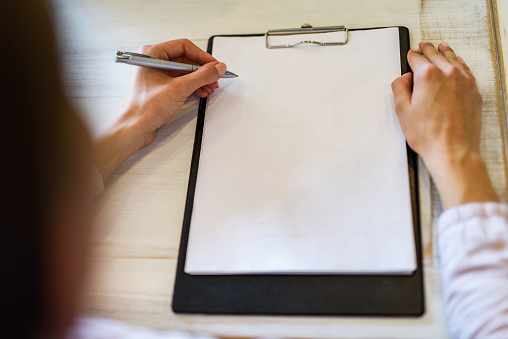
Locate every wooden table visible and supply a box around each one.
[52,0,508,337]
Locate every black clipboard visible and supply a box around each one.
[173,26,424,316]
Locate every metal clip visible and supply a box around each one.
[265,24,348,49]
[115,51,156,63]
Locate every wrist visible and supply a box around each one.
[423,150,498,210]
[94,114,145,182]
[115,114,148,155]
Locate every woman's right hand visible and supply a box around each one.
[95,39,226,182]
[391,41,498,209]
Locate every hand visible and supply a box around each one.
[120,39,227,148]
[391,41,497,209]
[95,39,227,181]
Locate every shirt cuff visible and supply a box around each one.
[438,202,508,232]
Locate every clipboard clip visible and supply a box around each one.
[265,24,348,49]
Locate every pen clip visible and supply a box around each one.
[115,51,156,63]
[118,51,156,59]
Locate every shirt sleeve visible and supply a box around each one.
[438,202,508,338]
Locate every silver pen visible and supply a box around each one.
[114,51,238,78]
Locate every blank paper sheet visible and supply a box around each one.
[185,27,416,275]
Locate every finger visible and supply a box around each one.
[171,56,205,66]
[202,84,215,95]
[457,56,472,72]
[195,88,209,98]
[156,39,216,65]
[419,41,453,71]
[166,67,219,80]
[391,72,413,116]
[174,62,226,98]
[407,49,432,72]
[456,56,476,81]
[437,42,466,71]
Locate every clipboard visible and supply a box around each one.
[173,26,424,316]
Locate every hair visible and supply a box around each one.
[0,1,77,336]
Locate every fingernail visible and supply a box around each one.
[411,48,420,53]
[215,62,227,77]
[458,56,465,64]
[440,41,449,47]
[422,40,430,44]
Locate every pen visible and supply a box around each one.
[114,51,238,78]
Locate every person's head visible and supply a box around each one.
[1,1,96,337]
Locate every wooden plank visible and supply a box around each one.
[491,0,508,167]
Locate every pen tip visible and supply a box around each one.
[222,71,238,78]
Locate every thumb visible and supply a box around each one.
[391,72,413,117]
[175,62,226,98]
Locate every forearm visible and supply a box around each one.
[429,152,507,337]
[438,203,508,338]
[94,117,144,182]
[424,151,498,210]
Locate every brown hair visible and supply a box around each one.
[0,1,75,336]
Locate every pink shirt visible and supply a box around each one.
[438,202,508,338]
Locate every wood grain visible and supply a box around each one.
[491,0,508,167]
[49,0,507,337]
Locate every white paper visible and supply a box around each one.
[185,28,416,275]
